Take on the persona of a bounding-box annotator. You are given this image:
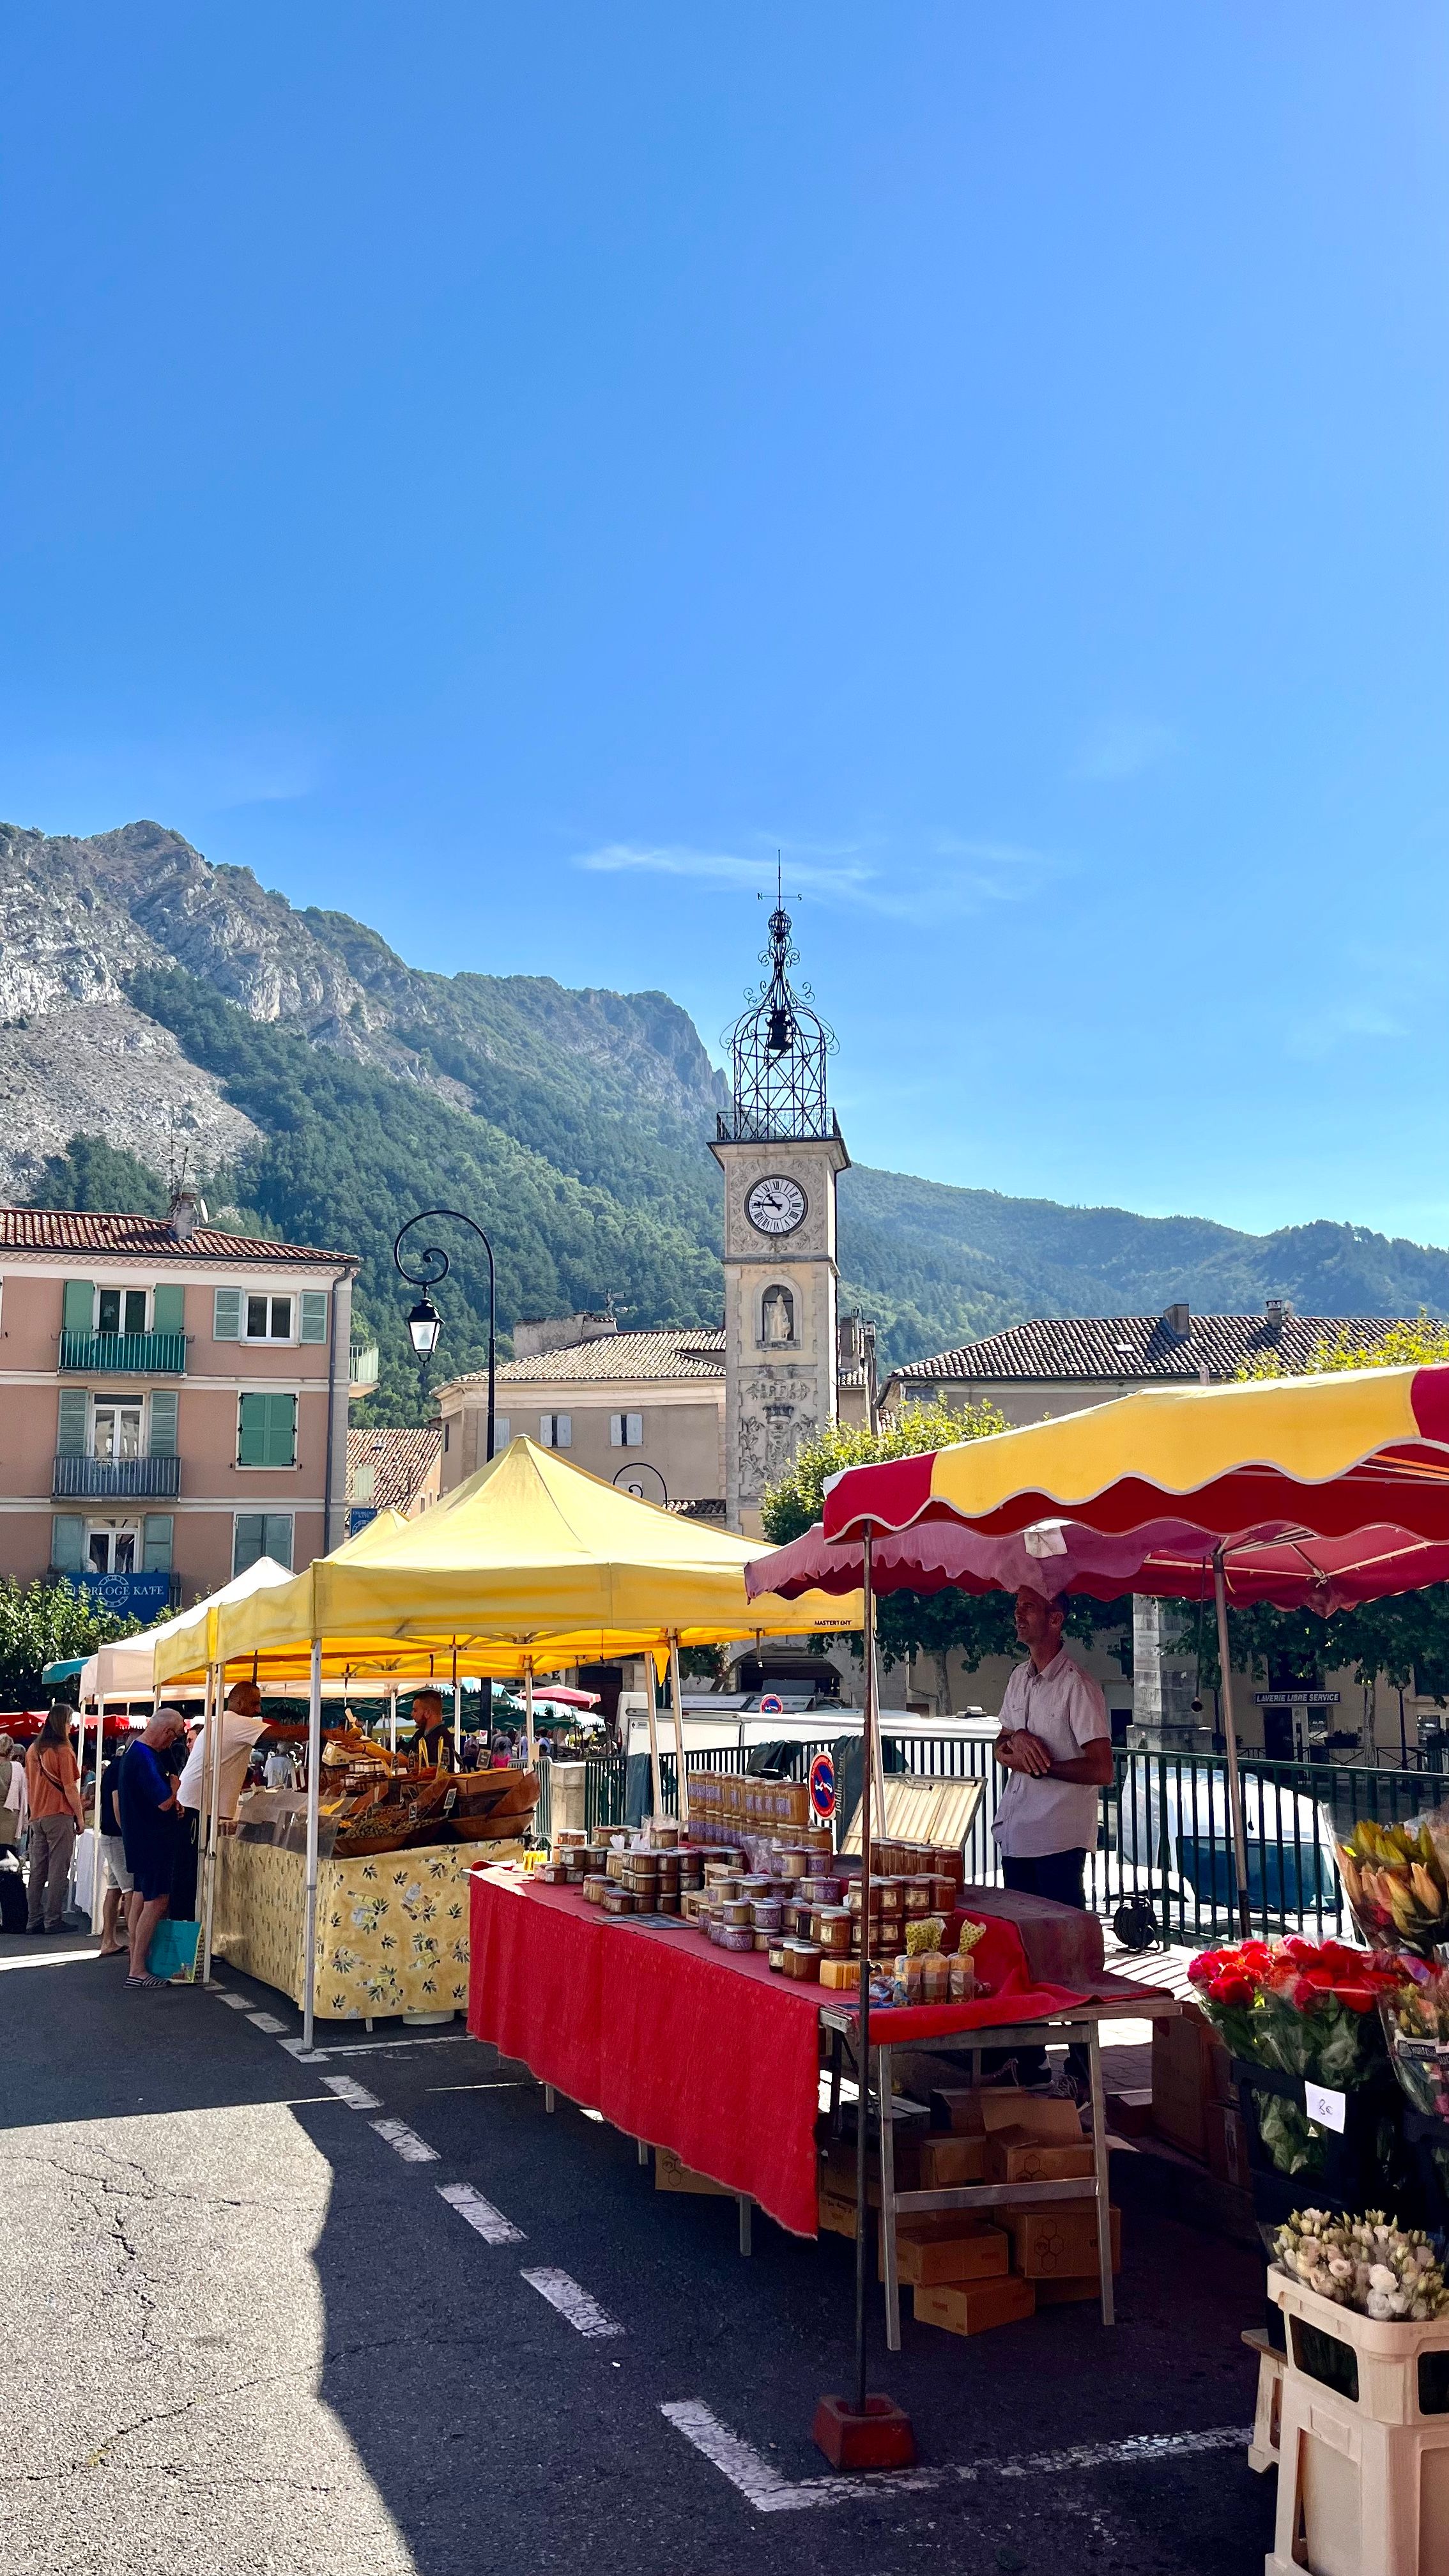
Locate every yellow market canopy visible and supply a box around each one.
[154,1437,862,1688]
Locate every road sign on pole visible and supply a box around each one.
[809,1750,836,1820]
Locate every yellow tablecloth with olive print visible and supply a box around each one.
[213,1836,525,2019]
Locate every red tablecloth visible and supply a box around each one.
[467,1870,1087,2238]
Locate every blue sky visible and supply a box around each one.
[3,6,1447,1241]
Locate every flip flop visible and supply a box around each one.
[123,1974,169,1990]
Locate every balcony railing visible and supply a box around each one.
[349,1342,379,1392]
[53,1455,182,1498]
[59,1330,188,1374]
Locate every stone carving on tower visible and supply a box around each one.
[710,889,848,1535]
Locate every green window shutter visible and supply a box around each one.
[57,1388,89,1457]
[152,1283,185,1336]
[148,1388,179,1459]
[264,1393,298,1467]
[63,1278,93,1334]
[264,1513,294,1569]
[238,1392,296,1467]
[233,1513,264,1575]
[213,1287,242,1341]
[299,1290,328,1344]
[142,1515,174,1572]
[51,1515,86,1572]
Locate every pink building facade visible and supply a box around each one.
[0,1206,360,1618]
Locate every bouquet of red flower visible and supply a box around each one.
[1188,1937,1412,2174]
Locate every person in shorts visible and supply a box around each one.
[118,1706,186,1989]
[96,1742,134,1957]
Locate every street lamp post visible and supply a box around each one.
[393,1209,497,1463]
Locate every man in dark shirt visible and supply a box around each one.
[119,1707,186,1989]
[410,1689,456,1773]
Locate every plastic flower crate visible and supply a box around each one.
[1267,2266,1449,2576]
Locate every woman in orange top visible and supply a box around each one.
[26,1704,85,1936]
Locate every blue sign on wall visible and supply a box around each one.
[66,1571,172,1620]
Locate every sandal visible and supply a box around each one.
[123,1974,169,1990]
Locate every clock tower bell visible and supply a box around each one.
[710,897,848,1535]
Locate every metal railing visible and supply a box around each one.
[59,1330,187,1374]
[349,1343,379,1390]
[539,1736,1443,1950]
[53,1454,181,1498]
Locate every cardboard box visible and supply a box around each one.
[655,2147,732,2199]
[985,2133,1096,2184]
[819,1957,860,1991]
[818,2182,860,2240]
[916,2133,988,2187]
[1003,2203,1121,2280]
[913,2274,1036,2337]
[1204,2099,1250,2190]
[878,2218,1009,2287]
[1033,2273,1108,2304]
[1152,2011,1211,2161]
[1105,2088,1154,2139]
[927,2086,1076,2140]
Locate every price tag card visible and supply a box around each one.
[1304,2082,1347,2134]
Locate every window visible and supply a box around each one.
[148,1389,179,1459]
[51,1515,85,1573]
[610,1412,644,1447]
[89,1526,137,1575]
[246,1294,294,1342]
[237,1391,298,1468]
[761,1284,796,1346]
[351,1460,376,1503]
[234,1512,294,1575]
[93,1404,142,1462]
[97,1287,148,1337]
[213,1289,241,1340]
[442,1421,450,1453]
[539,1413,572,1448]
[494,1416,510,1448]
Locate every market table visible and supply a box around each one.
[215,1834,521,2019]
[468,1864,1178,2334]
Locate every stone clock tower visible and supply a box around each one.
[710,897,848,1535]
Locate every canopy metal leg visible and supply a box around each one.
[302,1639,323,2050]
[878,2041,900,2352]
[1087,2021,1115,2327]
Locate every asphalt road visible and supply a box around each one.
[1,1933,1275,2576]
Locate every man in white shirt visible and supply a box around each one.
[992,1588,1115,2089]
[174,1683,266,1916]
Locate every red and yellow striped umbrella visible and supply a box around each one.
[820,1365,1449,1546]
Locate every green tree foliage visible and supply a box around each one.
[0,1581,141,1712]
[129,965,724,1426]
[29,1134,169,1217]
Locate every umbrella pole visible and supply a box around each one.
[854,1531,875,2414]
[524,1659,535,1773]
[388,1688,397,1759]
[302,1637,323,2050]
[669,1631,689,1828]
[452,1642,460,1767]
[645,1656,664,1825]
[1213,1552,1253,1940]
[89,1697,105,1935]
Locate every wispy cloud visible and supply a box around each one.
[1073,717,1176,783]
[574,832,1063,925]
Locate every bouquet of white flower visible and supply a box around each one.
[1272,2207,1449,2321]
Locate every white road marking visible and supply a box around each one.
[659,2404,1250,2515]
[217,1993,252,2010]
[247,2011,289,2033]
[521,2268,624,2338]
[371,2117,440,2164]
[0,1949,107,1974]
[438,2182,525,2244]
[321,2074,382,2111]
[279,2032,477,2060]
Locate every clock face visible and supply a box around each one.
[746,1175,807,1236]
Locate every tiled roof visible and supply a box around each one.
[0,1208,353,1265]
[888,1312,1415,1386]
[442,1327,727,1392]
[347,1427,441,1510]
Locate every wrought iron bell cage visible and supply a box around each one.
[718,901,838,1144]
